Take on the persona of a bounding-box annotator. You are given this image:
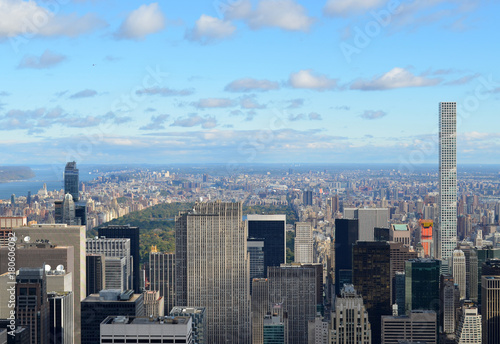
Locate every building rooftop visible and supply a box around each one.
[101,316,191,326]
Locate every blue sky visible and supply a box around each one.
[0,0,499,167]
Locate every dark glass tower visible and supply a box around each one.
[246,215,286,276]
[334,218,358,295]
[98,225,141,293]
[64,162,79,202]
[405,258,441,313]
[352,241,392,344]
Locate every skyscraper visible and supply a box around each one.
[481,276,500,344]
[334,218,358,295]
[175,202,251,344]
[352,241,392,344]
[439,102,457,263]
[330,284,371,344]
[246,215,286,275]
[86,237,132,292]
[343,208,388,241]
[81,290,144,344]
[268,264,318,344]
[405,258,441,314]
[98,225,141,293]
[149,250,175,314]
[456,304,481,344]
[252,278,269,344]
[453,249,467,300]
[64,162,79,202]
[13,224,86,344]
[86,253,105,296]
[294,222,313,264]
[16,267,50,344]
[440,274,460,338]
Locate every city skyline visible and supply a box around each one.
[0,1,499,164]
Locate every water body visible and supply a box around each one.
[0,165,95,200]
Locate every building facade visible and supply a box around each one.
[175,202,251,343]
[149,250,175,314]
[294,222,313,264]
[439,102,457,263]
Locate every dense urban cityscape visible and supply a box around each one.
[0,103,499,343]
[2,1,499,343]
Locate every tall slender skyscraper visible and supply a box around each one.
[175,202,251,344]
[439,102,457,262]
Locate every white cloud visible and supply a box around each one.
[115,3,165,40]
[18,50,66,69]
[323,0,386,17]
[226,0,314,32]
[186,15,236,44]
[225,78,280,92]
[350,67,441,91]
[0,0,105,38]
[288,70,337,91]
[192,98,234,109]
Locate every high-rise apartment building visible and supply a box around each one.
[268,264,318,344]
[149,250,175,314]
[175,202,250,344]
[98,225,141,293]
[329,284,371,344]
[439,102,457,263]
[334,218,358,294]
[246,215,286,275]
[482,276,500,344]
[353,241,391,344]
[453,249,467,299]
[294,222,313,264]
